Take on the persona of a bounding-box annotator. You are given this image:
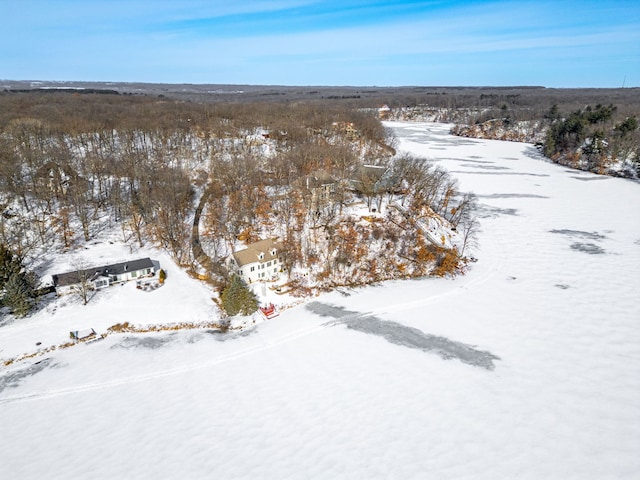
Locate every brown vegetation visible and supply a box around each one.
[0,89,475,318]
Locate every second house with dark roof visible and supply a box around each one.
[52,258,157,296]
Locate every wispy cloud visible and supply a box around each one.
[1,0,638,86]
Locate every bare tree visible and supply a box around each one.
[459,216,481,258]
[68,259,96,305]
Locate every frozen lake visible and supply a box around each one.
[1,122,639,479]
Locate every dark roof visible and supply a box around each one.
[52,257,154,287]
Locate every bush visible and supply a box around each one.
[432,249,461,277]
[158,269,167,284]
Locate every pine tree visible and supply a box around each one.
[3,272,35,318]
[221,275,258,316]
[0,244,22,290]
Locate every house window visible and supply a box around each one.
[267,261,271,267]
[273,259,278,264]
[132,271,137,278]
[250,266,255,272]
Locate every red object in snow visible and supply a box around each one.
[260,303,279,319]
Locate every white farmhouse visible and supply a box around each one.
[229,239,283,283]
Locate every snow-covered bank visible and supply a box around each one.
[1,122,639,479]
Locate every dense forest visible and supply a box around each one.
[0,91,475,316]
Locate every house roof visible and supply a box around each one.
[304,171,336,189]
[232,239,281,268]
[52,257,154,287]
[359,165,387,181]
[351,165,398,193]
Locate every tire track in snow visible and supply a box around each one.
[0,323,327,405]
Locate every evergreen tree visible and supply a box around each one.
[0,244,22,290]
[3,272,36,317]
[221,275,259,316]
[615,117,638,138]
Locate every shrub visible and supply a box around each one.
[432,249,461,277]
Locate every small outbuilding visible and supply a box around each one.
[70,328,97,341]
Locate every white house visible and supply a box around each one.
[52,257,156,296]
[229,239,282,283]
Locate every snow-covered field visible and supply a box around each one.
[1,122,639,479]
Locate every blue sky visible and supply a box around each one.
[1,0,638,87]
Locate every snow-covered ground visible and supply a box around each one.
[1,122,639,479]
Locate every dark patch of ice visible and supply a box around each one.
[461,158,495,164]
[549,229,606,240]
[555,284,570,289]
[570,243,605,254]
[111,334,177,350]
[306,302,500,370]
[571,176,609,181]
[205,329,256,341]
[475,204,518,218]
[460,164,511,171]
[306,303,356,320]
[0,358,55,395]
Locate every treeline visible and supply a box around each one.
[0,92,389,269]
[445,98,639,176]
[542,104,639,175]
